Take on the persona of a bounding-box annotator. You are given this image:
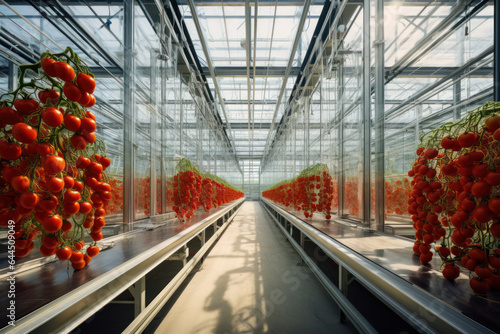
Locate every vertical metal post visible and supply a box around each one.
[338,62,345,217]
[8,62,17,91]
[123,0,135,226]
[495,0,500,101]
[374,0,385,232]
[453,76,461,120]
[305,98,310,166]
[362,0,371,226]
[415,105,421,146]
[129,276,146,318]
[161,52,167,214]
[339,263,349,322]
[150,51,157,217]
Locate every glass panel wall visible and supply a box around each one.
[0,0,242,260]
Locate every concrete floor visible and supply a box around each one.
[153,201,355,334]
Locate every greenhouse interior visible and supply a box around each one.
[0,0,499,333]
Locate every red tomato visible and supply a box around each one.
[87,245,99,257]
[76,156,91,169]
[72,260,86,270]
[470,277,490,294]
[64,190,81,203]
[484,114,500,132]
[82,131,96,143]
[44,155,66,174]
[79,117,97,133]
[14,99,39,115]
[84,254,92,265]
[442,264,460,280]
[0,106,22,125]
[457,132,476,148]
[76,73,96,94]
[94,182,111,192]
[42,214,63,233]
[494,128,500,141]
[11,175,30,193]
[54,61,75,81]
[35,142,54,157]
[40,244,57,257]
[86,110,96,120]
[78,91,91,106]
[79,202,93,214]
[38,89,60,104]
[63,201,80,215]
[0,141,22,161]
[41,57,57,77]
[42,236,59,249]
[70,250,84,263]
[100,157,111,169]
[63,82,82,102]
[1,166,20,182]
[86,95,96,108]
[61,221,72,232]
[56,246,72,260]
[88,162,103,176]
[64,114,82,132]
[73,181,84,192]
[19,192,39,208]
[47,177,65,193]
[12,123,37,144]
[486,171,500,186]
[63,176,74,189]
[471,180,491,198]
[90,232,103,241]
[41,107,63,127]
[39,196,58,212]
[70,135,87,150]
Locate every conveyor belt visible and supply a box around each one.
[263,199,500,333]
[152,201,355,334]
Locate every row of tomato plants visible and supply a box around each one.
[409,101,500,293]
[0,48,111,270]
[136,159,244,221]
[262,163,335,219]
[262,167,411,219]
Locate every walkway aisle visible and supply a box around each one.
[153,202,354,334]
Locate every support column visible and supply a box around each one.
[150,51,157,217]
[8,62,17,91]
[362,0,371,226]
[495,0,500,101]
[338,62,345,217]
[123,0,136,227]
[374,0,385,232]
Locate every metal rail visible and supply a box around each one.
[0,199,244,334]
[261,198,495,334]
[261,201,377,334]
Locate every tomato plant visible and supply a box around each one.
[409,101,500,293]
[0,47,110,270]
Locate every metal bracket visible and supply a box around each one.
[169,245,189,267]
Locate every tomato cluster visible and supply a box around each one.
[171,159,243,222]
[0,47,111,270]
[409,101,500,293]
[262,164,334,219]
[141,176,162,216]
[385,178,411,216]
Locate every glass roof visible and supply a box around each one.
[179,1,324,162]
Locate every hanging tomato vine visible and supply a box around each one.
[262,163,334,219]
[171,158,243,222]
[0,47,112,270]
[409,101,500,293]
